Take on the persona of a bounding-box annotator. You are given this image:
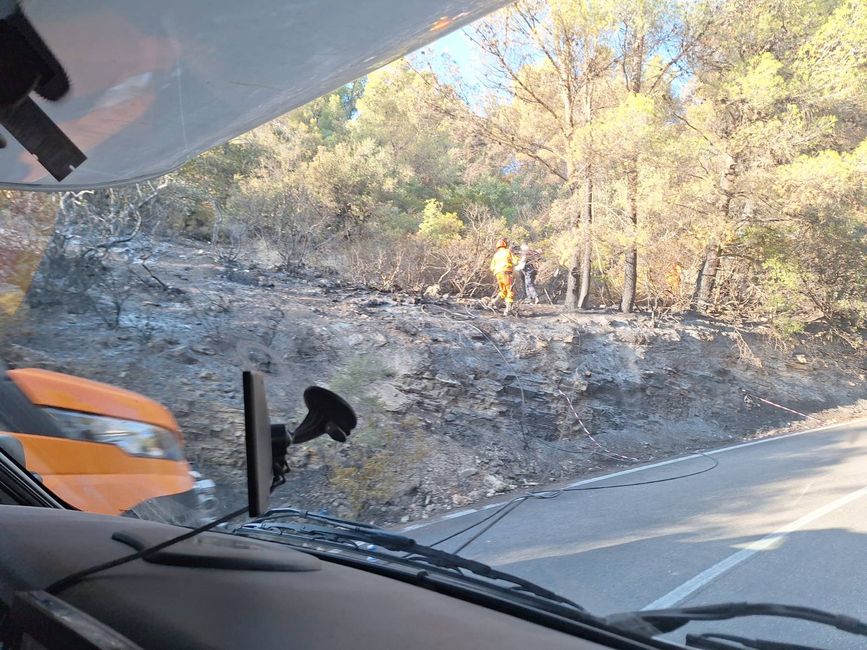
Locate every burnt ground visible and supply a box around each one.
[3,237,866,525]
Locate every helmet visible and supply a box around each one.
[496,238,509,249]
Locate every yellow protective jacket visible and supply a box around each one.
[490,247,517,275]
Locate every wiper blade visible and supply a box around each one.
[684,631,827,650]
[240,508,585,612]
[606,602,867,639]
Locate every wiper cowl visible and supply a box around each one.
[685,631,827,650]
[605,602,867,639]
[239,508,586,614]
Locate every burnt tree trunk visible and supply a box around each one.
[695,160,736,312]
[564,172,594,311]
[621,165,639,313]
[620,32,644,314]
[564,162,582,309]
[577,174,593,309]
[696,240,721,309]
[565,239,581,310]
[570,81,595,311]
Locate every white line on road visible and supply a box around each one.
[400,418,867,532]
[442,508,477,520]
[569,418,866,489]
[641,483,867,611]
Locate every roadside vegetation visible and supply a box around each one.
[2,0,865,348]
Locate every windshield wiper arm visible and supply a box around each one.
[684,631,827,650]
[605,602,867,639]
[239,508,585,612]
[252,507,385,531]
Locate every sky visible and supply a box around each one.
[412,21,491,94]
[413,12,690,100]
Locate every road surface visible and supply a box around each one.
[404,419,867,648]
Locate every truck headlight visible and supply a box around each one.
[41,407,183,460]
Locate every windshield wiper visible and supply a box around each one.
[683,631,827,650]
[238,508,586,613]
[605,602,867,640]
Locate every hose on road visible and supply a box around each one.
[432,452,720,553]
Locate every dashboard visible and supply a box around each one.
[0,505,641,649]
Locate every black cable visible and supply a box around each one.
[432,453,720,549]
[453,499,526,554]
[45,505,249,596]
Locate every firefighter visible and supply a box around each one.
[515,243,540,304]
[489,238,518,315]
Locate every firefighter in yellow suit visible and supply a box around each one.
[490,238,518,315]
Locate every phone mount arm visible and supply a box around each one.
[270,386,357,489]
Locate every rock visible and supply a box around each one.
[395,322,419,336]
[795,354,808,364]
[168,346,199,365]
[344,333,366,347]
[435,373,461,386]
[451,494,472,507]
[483,474,509,493]
[396,478,421,497]
[370,382,412,412]
[198,371,216,380]
[614,329,652,345]
[458,467,478,480]
[423,284,441,299]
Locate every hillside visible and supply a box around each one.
[3,237,865,524]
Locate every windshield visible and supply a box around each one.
[1,1,866,648]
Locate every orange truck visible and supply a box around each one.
[0,367,215,523]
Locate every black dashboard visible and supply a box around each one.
[0,505,641,649]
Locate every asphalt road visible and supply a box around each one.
[404,419,867,649]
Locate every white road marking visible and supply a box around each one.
[641,483,867,611]
[399,418,867,532]
[442,508,477,520]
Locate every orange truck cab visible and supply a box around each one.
[0,368,215,524]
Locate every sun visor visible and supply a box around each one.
[0,0,505,190]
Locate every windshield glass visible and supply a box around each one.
[1,0,866,648]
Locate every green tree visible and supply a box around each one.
[611,0,687,312]
[449,0,618,310]
[418,199,464,241]
[678,0,842,310]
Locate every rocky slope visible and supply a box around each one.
[3,237,865,524]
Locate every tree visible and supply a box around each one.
[611,0,687,312]
[677,0,843,311]
[438,0,617,310]
[352,62,462,214]
[418,199,464,241]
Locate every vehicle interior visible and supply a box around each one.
[0,1,661,648]
[1,1,864,649]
